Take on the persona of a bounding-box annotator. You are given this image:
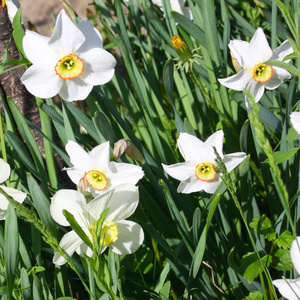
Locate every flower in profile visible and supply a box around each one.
[152,0,192,20]
[291,112,300,135]
[65,140,144,196]
[21,9,116,102]
[50,184,144,265]
[218,28,293,106]
[273,237,300,300]
[0,159,26,220]
[162,130,246,194]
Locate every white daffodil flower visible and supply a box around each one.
[273,237,300,300]
[64,140,144,196]
[21,9,116,102]
[162,130,246,194]
[152,0,192,20]
[50,184,144,265]
[218,27,293,106]
[291,112,300,135]
[0,159,26,220]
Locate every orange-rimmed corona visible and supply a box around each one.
[55,54,84,80]
[253,63,273,83]
[84,170,108,191]
[195,162,216,182]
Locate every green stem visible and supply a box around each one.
[213,148,277,298]
[0,113,9,186]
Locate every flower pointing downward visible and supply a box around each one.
[162,130,246,194]
[21,9,116,102]
[218,27,293,106]
[50,184,144,265]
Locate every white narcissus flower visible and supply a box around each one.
[218,27,293,106]
[162,130,246,194]
[152,0,192,20]
[50,184,144,265]
[64,140,144,196]
[291,112,300,135]
[0,159,26,220]
[273,237,300,300]
[21,9,116,102]
[3,0,20,23]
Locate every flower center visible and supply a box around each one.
[253,63,273,83]
[195,162,216,181]
[84,170,108,191]
[99,221,118,247]
[1,0,6,8]
[55,54,84,80]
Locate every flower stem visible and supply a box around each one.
[247,95,295,235]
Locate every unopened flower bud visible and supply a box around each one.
[113,139,145,164]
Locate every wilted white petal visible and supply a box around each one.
[50,189,88,227]
[53,231,83,265]
[110,220,144,254]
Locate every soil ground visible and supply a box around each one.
[19,0,95,36]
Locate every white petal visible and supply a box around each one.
[245,79,265,104]
[21,65,62,99]
[271,40,293,62]
[264,66,291,90]
[65,140,92,172]
[202,130,224,162]
[162,161,195,181]
[223,152,247,172]
[218,69,252,91]
[89,142,110,171]
[177,133,204,162]
[64,168,84,185]
[177,174,221,194]
[79,48,116,86]
[229,40,254,69]
[76,18,103,51]
[273,278,300,300]
[180,7,193,20]
[291,237,300,275]
[50,189,88,227]
[291,112,300,135]
[0,186,26,208]
[108,162,144,187]
[48,10,85,54]
[22,31,58,67]
[110,220,144,254]
[59,78,93,102]
[77,242,93,258]
[103,184,139,221]
[248,28,273,63]
[53,230,83,265]
[0,159,10,183]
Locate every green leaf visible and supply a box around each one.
[163,59,175,101]
[272,248,293,271]
[286,127,300,142]
[242,291,263,300]
[263,148,299,164]
[12,8,25,57]
[20,268,32,300]
[274,230,295,249]
[62,209,93,250]
[249,215,276,241]
[4,204,19,299]
[241,253,271,283]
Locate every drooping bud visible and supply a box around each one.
[113,139,145,164]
